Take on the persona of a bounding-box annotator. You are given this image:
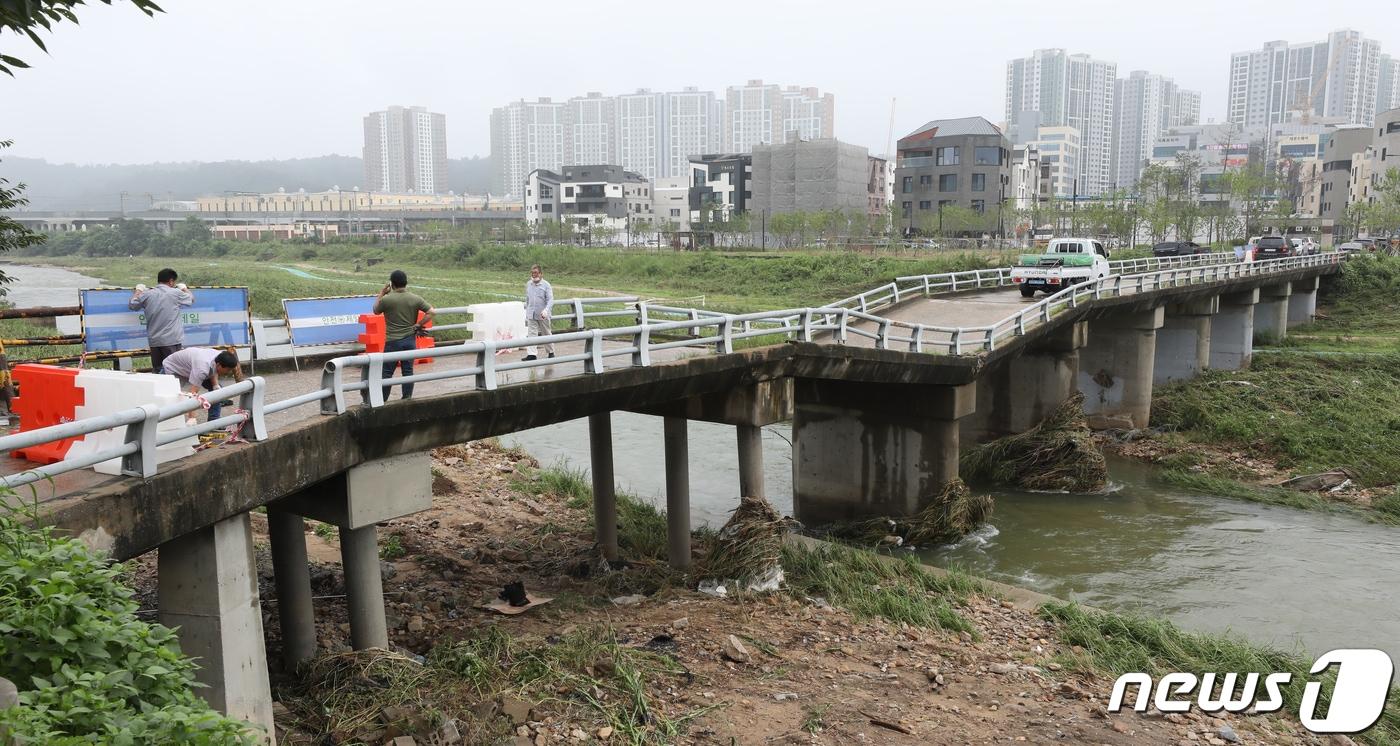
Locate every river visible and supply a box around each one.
[0,262,109,333]
[502,414,1400,662]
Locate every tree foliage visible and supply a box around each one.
[1,0,162,75]
[0,140,41,293]
[0,499,257,743]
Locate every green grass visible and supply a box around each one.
[26,243,1011,320]
[1041,602,1400,746]
[780,540,979,635]
[1159,469,1342,513]
[379,532,406,560]
[1151,354,1400,487]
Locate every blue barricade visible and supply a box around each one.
[82,287,251,353]
[281,295,377,347]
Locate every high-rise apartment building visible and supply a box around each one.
[1379,54,1400,116]
[1005,50,1117,196]
[661,88,723,181]
[567,93,617,168]
[490,99,567,197]
[1228,29,1384,129]
[1112,71,1202,190]
[616,90,663,181]
[362,106,448,195]
[724,80,833,153]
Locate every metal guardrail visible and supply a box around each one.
[0,254,1342,489]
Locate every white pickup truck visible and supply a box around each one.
[1011,238,1111,298]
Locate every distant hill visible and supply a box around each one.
[2,154,493,211]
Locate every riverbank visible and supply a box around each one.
[114,440,1380,744]
[1100,255,1400,524]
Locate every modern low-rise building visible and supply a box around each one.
[1318,126,1375,221]
[524,165,653,238]
[688,154,752,221]
[894,116,1013,235]
[1009,146,1042,209]
[749,138,870,216]
[1026,126,1082,199]
[653,177,692,233]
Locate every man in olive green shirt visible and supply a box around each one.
[373,270,434,401]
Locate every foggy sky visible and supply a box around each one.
[1,0,1395,165]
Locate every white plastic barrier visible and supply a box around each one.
[64,369,198,475]
[467,301,527,346]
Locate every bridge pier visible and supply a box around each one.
[588,412,619,562]
[1254,282,1293,342]
[1077,307,1164,429]
[267,509,317,670]
[737,424,765,499]
[1210,289,1258,370]
[1289,277,1319,327]
[1155,297,1217,385]
[272,452,432,651]
[963,321,1086,443]
[157,512,275,742]
[663,416,691,569]
[792,379,975,524]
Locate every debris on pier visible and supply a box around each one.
[697,494,787,592]
[961,392,1109,492]
[827,478,993,548]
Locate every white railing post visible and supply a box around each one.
[585,329,605,373]
[910,324,924,353]
[475,341,498,390]
[837,308,850,343]
[636,302,650,326]
[573,298,586,329]
[321,360,347,414]
[985,328,995,351]
[120,403,161,479]
[366,353,386,407]
[239,377,268,441]
[922,275,931,295]
[632,326,651,367]
[716,317,734,354]
[1015,312,1026,336]
[951,328,962,355]
[876,320,890,350]
[800,310,815,342]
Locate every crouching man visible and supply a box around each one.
[160,347,243,421]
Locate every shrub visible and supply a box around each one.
[0,500,257,744]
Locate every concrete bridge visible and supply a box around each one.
[0,252,1341,741]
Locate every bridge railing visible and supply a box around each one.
[0,252,1343,488]
[0,377,268,489]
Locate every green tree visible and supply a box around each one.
[173,214,211,245]
[0,141,39,291]
[1,0,162,75]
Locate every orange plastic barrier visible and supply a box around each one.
[10,364,85,464]
[415,312,434,366]
[357,313,386,354]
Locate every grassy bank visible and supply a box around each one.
[18,243,1013,319]
[1042,602,1400,745]
[1145,256,1400,519]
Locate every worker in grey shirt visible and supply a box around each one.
[523,264,554,361]
[160,347,242,422]
[129,267,194,373]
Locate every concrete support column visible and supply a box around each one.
[267,509,316,672]
[339,525,388,650]
[588,412,619,562]
[1077,306,1165,430]
[158,513,274,742]
[736,424,766,499]
[962,321,1086,443]
[1154,297,1218,385]
[663,416,691,569]
[1210,289,1258,370]
[793,379,975,524]
[1254,282,1293,342]
[1288,276,1320,327]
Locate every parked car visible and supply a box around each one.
[1151,241,1210,257]
[1338,241,1366,253]
[1254,235,1292,259]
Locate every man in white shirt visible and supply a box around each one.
[160,347,242,421]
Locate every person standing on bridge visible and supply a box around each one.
[374,270,435,401]
[523,264,554,361]
[160,346,242,421]
[129,267,193,373]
